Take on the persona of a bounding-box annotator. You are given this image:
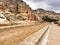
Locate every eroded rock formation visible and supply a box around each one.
[0,0,34,21]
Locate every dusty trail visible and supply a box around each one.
[37,23,60,45]
[47,23,60,45]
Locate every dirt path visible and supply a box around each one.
[47,23,60,45]
[0,23,48,45]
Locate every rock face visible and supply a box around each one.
[0,0,34,21]
[17,0,34,20]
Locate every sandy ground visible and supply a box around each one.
[47,23,60,45]
[0,23,48,45]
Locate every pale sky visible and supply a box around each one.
[23,0,60,13]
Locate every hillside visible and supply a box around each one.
[0,0,60,25]
[33,8,60,20]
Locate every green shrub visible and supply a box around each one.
[42,16,58,22]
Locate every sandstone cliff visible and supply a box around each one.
[0,0,34,21]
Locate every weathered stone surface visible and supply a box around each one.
[0,0,34,21]
[18,1,34,20]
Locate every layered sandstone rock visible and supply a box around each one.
[0,0,34,21]
[18,0,34,20]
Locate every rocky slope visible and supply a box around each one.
[0,0,34,21]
